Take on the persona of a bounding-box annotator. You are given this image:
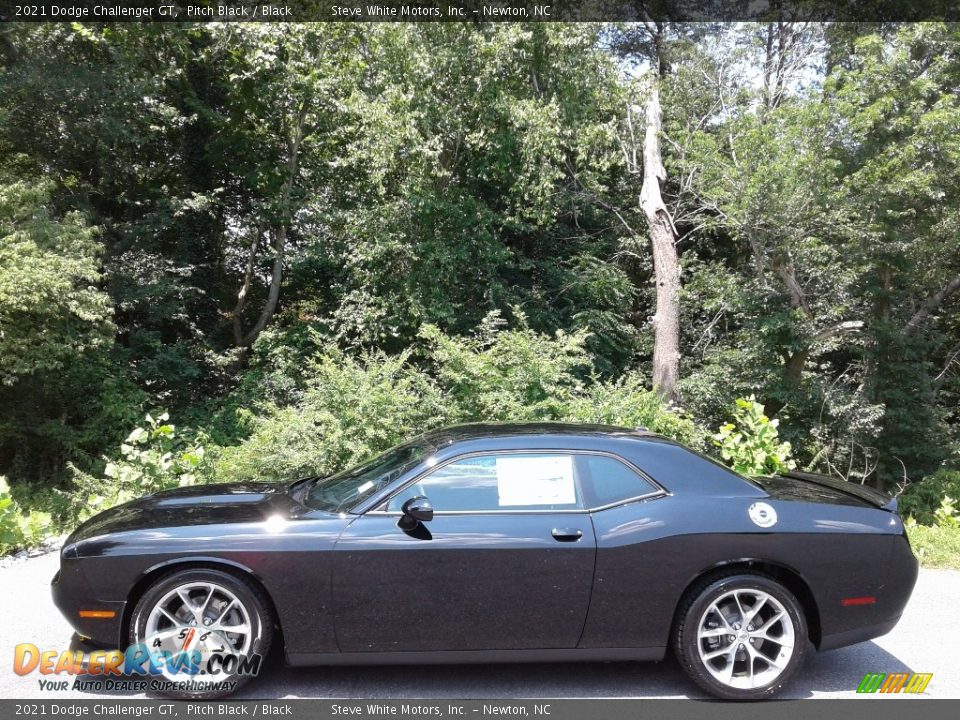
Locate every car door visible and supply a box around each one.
[331,451,597,653]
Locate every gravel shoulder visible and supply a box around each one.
[2,551,958,699]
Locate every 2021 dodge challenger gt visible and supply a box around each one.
[52,423,918,700]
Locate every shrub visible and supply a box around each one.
[210,316,711,484]
[69,413,211,522]
[212,350,448,482]
[899,469,960,525]
[563,373,708,450]
[421,310,593,422]
[48,318,713,530]
[713,396,796,476]
[0,477,20,551]
[933,496,960,529]
[904,500,960,569]
[0,476,54,554]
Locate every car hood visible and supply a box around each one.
[752,471,897,511]
[66,481,308,544]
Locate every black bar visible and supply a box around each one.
[1,700,959,720]
[2,0,960,23]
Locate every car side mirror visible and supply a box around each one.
[398,495,433,530]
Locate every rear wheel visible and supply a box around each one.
[128,568,272,699]
[675,573,808,700]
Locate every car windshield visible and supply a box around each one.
[301,440,432,512]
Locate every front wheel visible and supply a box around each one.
[128,568,273,699]
[674,573,809,700]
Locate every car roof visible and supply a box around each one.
[419,421,655,447]
[350,422,763,514]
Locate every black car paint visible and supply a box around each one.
[52,423,918,666]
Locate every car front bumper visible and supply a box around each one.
[51,557,126,648]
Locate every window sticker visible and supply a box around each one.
[495,455,576,506]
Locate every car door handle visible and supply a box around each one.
[551,528,583,542]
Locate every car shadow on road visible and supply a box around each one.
[785,642,915,697]
[233,641,913,700]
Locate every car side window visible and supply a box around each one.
[577,454,659,508]
[385,453,584,512]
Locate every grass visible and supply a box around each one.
[907,524,960,570]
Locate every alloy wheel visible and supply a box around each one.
[142,581,253,682]
[695,587,795,690]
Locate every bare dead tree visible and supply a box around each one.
[635,83,681,403]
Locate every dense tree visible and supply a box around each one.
[0,20,957,508]
[0,177,143,481]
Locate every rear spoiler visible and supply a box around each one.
[778,471,899,512]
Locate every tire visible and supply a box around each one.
[674,573,809,700]
[128,568,273,699]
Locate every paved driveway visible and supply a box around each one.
[2,552,957,699]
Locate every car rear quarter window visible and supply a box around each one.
[577,455,659,508]
[386,453,584,512]
[622,439,765,496]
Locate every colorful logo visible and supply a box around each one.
[857,672,933,694]
[13,639,262,694]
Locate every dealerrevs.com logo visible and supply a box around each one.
[857,672,933,694]
[14,637,262,694]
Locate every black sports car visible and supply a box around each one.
[52,423,918,700]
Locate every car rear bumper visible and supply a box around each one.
[819,614,903,651]
[816,534,918,651]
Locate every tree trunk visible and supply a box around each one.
[232,103,308,351]
[903,270,960,337]
[767,320,864,416]
[638,82,680,403]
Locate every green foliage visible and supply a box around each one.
[0,477,19,551]
[0,176,139,486]
[0,178,112,384]
[904,522,960,569]
[2,22,960,555]
[212,318,704,483]
[933,497,960,530]
[212,348,447,483]
[70,413,211,522]
[562,374,706,450]
[899,469,960,525]
[0,476,54,554]
[422,311,593,422]
[713,397,796,476]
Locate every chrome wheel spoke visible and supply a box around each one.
[732,593,747,624]
[708,603,733,630]
[756,610,785,633]
[753,630,793,649]
[744,592,769,625]
[212,622,250,636]
[214,598,236,624]
[176,588,199,621]
[747,643,783,671]
[198,584,216,617]
[751,611,794,648]
[699,627,729,639]
[720,648,737,685]
[702,645,732,661]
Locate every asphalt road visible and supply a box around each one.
[2,551,958,700]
